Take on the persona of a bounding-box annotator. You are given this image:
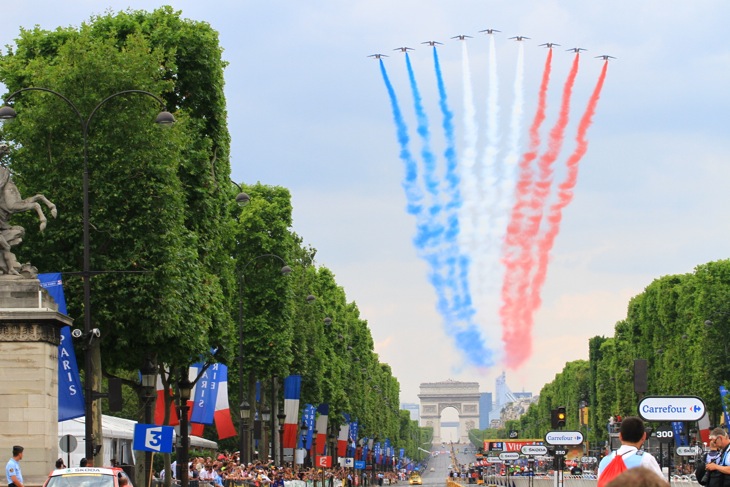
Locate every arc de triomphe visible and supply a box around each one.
[418,380,480,444]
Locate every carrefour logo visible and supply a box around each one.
[544,431,583,446]
[638,396,706,421]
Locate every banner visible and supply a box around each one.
[39,273,85,422]
[300,404,316,449]
[671,421,687,446]
[315,404,329,455]
[720,386,730,428]
[191,363,219,424]
[283,375,302,449]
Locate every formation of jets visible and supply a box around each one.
[367,36,613,60]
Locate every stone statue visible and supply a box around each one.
[0,144,56,277]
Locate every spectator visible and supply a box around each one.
[597,416,662,483]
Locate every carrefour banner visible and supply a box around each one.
[39,273,85,421]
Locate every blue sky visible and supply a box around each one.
[3,1,730,405]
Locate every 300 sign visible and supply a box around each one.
[656,431,674,438]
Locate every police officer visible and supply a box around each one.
[703,428,730,487]
[5,446,24,487]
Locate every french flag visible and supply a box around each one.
[213,365,236,439]
[154,374,179,426]
[315,404,329,455]
[337,423,349,458]
[282,375,302,449]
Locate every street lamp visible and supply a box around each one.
[262,406,271,460]
[239,399,251,464]
[178,375,192,487]
[277,410,286,466]
[0,87,173,462]
[237,254,291,464]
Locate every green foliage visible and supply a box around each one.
[515,259,730,447]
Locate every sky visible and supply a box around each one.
[3,1,730,407]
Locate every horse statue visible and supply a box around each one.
[0,145,57,277]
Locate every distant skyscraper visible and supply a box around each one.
[479,392,492,429]
[489,371,519,422]
[401,402,420,421]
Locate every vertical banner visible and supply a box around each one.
[213,365,236,439]
[191,363,219,424]
[300,404,316,449]
[671,422,686,446]
[283,375,302,449]
[39,273,85,421]
[349,420,359,457]
[720,386,730,428]
[315,404,329,455]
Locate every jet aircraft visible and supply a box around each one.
[451,35,473,41]
[566,47,587,53]
[479,28,501,34]
[595,55,616,60]
[393,47,414,52]
[509,35,530,41]
[539,42,560,48]
[421,41,443,46]
[367,54,388,59]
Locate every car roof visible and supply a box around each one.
[52,468,118,475]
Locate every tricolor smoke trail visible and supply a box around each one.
[501,53,581,365]
[374,39,606,373]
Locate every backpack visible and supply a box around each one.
[597,451,629,487]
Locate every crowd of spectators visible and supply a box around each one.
[156,453,402,487]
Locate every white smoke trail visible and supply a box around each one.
[457,41,479,268]
[473,34,500,310]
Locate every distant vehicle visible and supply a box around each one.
[566,47,587,53]
[451,35,472,41]
[595,54,616,60]
[367,54,388,59]
[421,41,443,46]
[408,473,423,485]
[479,29,500,35]
[393,47,414,52]
[509,36,530,41]
[43,467,133,487]
[430,467,435,472]
[449,464,454,469]
[539,42,560,48]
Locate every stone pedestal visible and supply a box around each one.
[0,278,73,486]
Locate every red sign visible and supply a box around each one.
[316,456,332,468]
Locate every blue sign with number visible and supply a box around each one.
[133,424,174,453]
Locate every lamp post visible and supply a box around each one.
[300,421,309,467]
[262,406,271,460]
[278,410,286,466]
[178,374,193,487]
[237,254,291,464]
[239,400,251,465]
[140,360,157,487]
[0,88,173,461]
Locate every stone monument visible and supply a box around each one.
[0,149,69,485]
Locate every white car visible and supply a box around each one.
[430,468,435,472]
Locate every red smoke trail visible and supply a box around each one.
[526,61,608,325]
[499,49,553,363]
[501,53,579,366]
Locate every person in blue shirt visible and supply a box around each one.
[5,445,24,487]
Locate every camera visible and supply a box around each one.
[701,459,714,486]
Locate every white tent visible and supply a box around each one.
[59,415,218,467]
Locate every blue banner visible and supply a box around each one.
[40,273,85,422]
[355,460,366,470]
[671,422,687,446]
[720,386,730,427]
[133,424,174,453]
[190,363,220,424]
[400,448,405,459]
[300,404,316,449]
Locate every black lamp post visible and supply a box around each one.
[239,399,251,464]
[262,406,271,460]
[300,421,309,466]
[140,360,157,487]
[0,88,173,461]
[178,375,192,487]
[237,254,291,465]
[278,410,286,466]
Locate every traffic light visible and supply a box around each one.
[557,406,567,427]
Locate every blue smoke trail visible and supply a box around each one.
[405,53,440,205]
[378,59,423,216]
